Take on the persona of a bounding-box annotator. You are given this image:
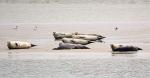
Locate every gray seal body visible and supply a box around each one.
[75,33,106,39]
[53,42,90,50]
[110,44,142,52]
[62,38,93,45]
[72,35,103,41]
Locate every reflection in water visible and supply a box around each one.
[111,51,137,54]
[0,52,150,78]
[0,51,149,60]
[8,52,13,59]
[111,52,138,57]
[111,51,150,58]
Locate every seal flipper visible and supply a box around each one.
[74,45,90,49]
[88,41,94,44]
[96,39,104,43]
[31,44,37,47]
[97,36,106,40]
[52,47,70,50]
[81,46,90,49]
[53,48,59,50]
[137,47,142,50]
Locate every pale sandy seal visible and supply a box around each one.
[53,32,105,40]
[72,34,103,41]
[53,32,77,40]
[53,42,90,50]
[62,38,93,45]
[7,41,37,49]
[75,32,106,39]
[110,44,142,52]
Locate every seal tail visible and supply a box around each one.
[83,46,90,49]
[31,44,37,47]
[53,47,66,50]
[138,47,142,50]
[88,41,94,44]
[74,45,90,49]
[98,36,106,40]
[52,48,58,50]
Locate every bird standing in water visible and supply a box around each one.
[33,25,37,31]
[115,27,118,31]
[13,26,18,30]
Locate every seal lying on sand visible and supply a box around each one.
[110,44,142,51]
[53,32,105,40]
[75,32,106,39]
[53,42,90,50]
[53,32,77,40]
[62,38,93,45]
[7,41,37,49]
[72,35,103,41]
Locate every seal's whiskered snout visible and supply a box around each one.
[110,44,115,51]
[53,32,56,35]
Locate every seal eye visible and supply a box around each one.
[15,43,18,46]
[71,40,75,43]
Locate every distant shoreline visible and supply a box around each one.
[0,0,150,4]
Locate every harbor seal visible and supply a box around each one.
[110,44,142,51]
[53,32,105,40]
[7,41,37,49]
[62,38,93,45]
[53,42,90,50]
[53,32,77,40]
[72,35,103,41]
[75,32,106,39]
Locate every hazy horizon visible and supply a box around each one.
[0,4,150,24]
[0,0,150,4]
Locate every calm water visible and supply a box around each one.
[0,52,150,78]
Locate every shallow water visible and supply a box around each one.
[0,52,150,78]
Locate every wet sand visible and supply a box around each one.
[0,3,150,78]
[0,22,150,52]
